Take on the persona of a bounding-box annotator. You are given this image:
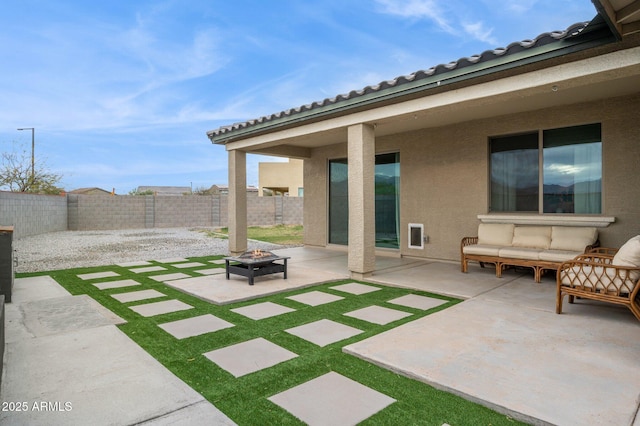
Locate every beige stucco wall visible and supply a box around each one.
[259,159,304,196]
[303,92,640,261]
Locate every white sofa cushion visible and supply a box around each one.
[498,247,542,260]
[512,226,552,249]
[539,250,582,262]
[612,235,640,281]
[463,244,502,256]
[549,226,598,252]
[477,223,514,246]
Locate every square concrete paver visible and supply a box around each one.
[116,261,153,267]
[330,282,381,295]
[78,271,120,280]
[209,259,226,265]
[268,371,395,426]
[159,314,234,339]
[111,289,166,303]
[129,300,193,317]
[387,294,448,311]
[285,319,363,347]
[286,291,344,307]
[131,266,167,274]
[156,257,190,263]
[204,338,298,377]
[93,279,141,290]
[231,302,296,320]
[149,273,191,282]
[173,262,206,269]
[344,305,413,325]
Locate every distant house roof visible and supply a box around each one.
[69,187,112,195]
[208,15,616,145]
[209,184,259,194]
[137,186,191,196]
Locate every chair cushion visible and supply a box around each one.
[477,223,514,246]
[498,247,542,260]
[463,244,502,256]
[612,235,640,281]
[539,250,582,262]
[512,226,552,249]
[549,226,598,252]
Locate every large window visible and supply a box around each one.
[490,123,602,214]
[328,153,400,248]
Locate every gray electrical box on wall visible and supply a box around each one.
[0,226,14,303]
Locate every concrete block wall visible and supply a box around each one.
[0,192,67,238]
[154,196,215,228]
[4,192,303,237]
[69,194,146,230]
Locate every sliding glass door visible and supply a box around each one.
[328,153,400,249]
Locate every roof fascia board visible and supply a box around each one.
[223,45,640,152]
[591,0,623,39]
[211,21,614,145]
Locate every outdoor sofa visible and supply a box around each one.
[556,235,640,321]
[461,223,599,282]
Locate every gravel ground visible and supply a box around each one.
[13,228,288,273]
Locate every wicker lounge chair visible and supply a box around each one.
[556,236,640,320]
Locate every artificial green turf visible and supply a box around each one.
[18,258,527,426]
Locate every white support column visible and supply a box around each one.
[228,149,247,256]
[347,123,376,279]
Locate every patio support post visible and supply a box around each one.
[347,123,376,279]
[228,149,248,256]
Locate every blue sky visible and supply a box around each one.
[0,0,598,193]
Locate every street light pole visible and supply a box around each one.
[17,127,35,183]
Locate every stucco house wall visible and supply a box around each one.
[303,93,640,261]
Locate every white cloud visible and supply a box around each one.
[462,21,497,45]
[375,0,454,33]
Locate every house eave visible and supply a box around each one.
[208,17,615,146]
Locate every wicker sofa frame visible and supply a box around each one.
[556,248,640,321]
[461,233,599,283]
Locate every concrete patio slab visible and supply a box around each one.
[330,282,381,295]
[9,275,70,302]
[285,319,363,347]
[370,261,517,299]
[138,400,236,426]
[159,314,234,339]
[1,276,236,426]
[203,337,298,377]
[149,272,191,282]
[129,299,194,317]
[344,287,640,426]
[286,290,344,306]
[111,289,166,303]
[268,371,395,426]
[387,294,449,311]
[131,266,167,273]
[78,271,119,280]
[164,265,347,305]
[230,301,296,320]
[93,279,141,290]
[344,305,413,325]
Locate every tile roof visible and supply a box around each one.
[208,17,612,143]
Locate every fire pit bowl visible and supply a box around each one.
[224,251,290,285]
